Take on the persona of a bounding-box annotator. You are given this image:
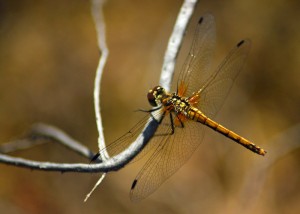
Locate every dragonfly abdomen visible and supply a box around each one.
[187,107,266,156]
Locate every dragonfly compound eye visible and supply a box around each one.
[147,86,165,106]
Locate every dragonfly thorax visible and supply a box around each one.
[147,86,168,106]
[166,94,191,115]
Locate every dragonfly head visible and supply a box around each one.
[147,86,166,106]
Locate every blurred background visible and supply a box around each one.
[0,0,299,213]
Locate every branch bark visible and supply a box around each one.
[0,0,199,173]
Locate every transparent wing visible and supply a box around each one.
[102,109,168,163]
[199,39,251,118]
[102,19,213,158]
[130,114,205,201]
[128,14,216,200]
[175,13,216,97]
[102,16,250,202]
[104,114,150,158]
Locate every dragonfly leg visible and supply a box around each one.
[169,112,184,135]
[175,113,185,128]
[169,113,175,135]
[135,106,162,113]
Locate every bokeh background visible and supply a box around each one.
[0,0,299,213]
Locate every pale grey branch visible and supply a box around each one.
[0,0,199,173]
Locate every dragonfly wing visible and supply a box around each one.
[104,114,150,159]
[104,109,165,162]
[130,115,205,201]
[199,39,251,119]
[175,13,216,97]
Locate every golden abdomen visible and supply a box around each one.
[187,107,266,156]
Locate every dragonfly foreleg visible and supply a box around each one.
[136,106,162,113]
[169,112,185,136]
[169,113,175,135]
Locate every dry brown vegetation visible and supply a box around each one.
[0,0,299,213]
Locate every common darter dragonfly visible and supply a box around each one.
[94,13,266,202]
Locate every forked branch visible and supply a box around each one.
[0,0,199,173]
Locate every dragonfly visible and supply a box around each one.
[94,13,266,202]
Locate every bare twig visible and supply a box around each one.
[0,139,44,154]
[0,152,126,172]
[89,0,199,169]
[91,0,109,161]
[160,0,198,90]
[31,123,96,160]
[0,118,164,172]
[84,171,106,202]
[0,0,199,173]
[0,123,94,158]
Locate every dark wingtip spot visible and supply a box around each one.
[237,40,245,47]
[198,16,204,24]
[90,152,100,163]
[131,179,138,190]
